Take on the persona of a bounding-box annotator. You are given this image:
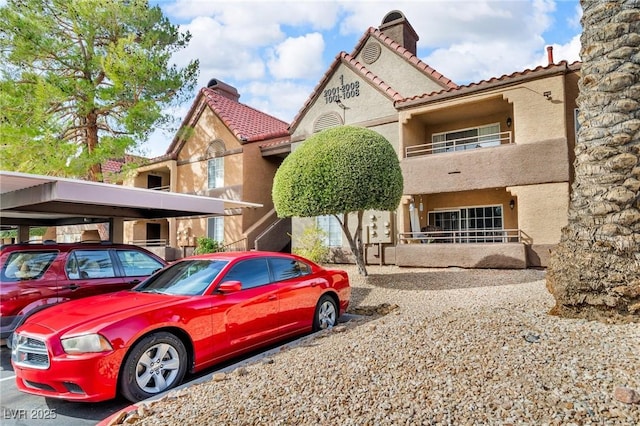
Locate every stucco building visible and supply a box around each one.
[124,10,580,269]
[288,10,579,268]
[123,80,290,260]
[396,57,580,268]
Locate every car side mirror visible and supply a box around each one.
[217,280,242,294]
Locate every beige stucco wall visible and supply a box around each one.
[409,189,518,232]
[292,63,397,142]
[401,138,570,195]
[353,40,448,98]
[508,182,569,245]
[504,75,567,145]
[396,243,527,269]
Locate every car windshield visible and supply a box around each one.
[134,259,228,296]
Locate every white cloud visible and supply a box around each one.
[164,0,339,30]
[140,0,582,157]
[267,33,325,79]
[240,80,317,122]
[567,2,583,30]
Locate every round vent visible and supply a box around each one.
[362,42,381,64]
[313,112,343,133]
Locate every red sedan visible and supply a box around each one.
[11,251,350,402]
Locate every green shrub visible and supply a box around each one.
[194,237,225,254]
[292,226,330,264]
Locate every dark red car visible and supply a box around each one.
[11,251,350,402]
[0,242,166,344]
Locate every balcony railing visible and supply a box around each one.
[148,185,170,192]
[398,229,522,244]
[405,131,512,158]
[221,238,248,252]
[128,239,168,247]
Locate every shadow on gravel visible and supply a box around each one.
[363,268,546,292]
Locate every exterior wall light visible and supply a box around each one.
[509,199,515,210]
[506,117,512,128]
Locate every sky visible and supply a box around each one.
[140,0,582,157]
[2,0,583,157]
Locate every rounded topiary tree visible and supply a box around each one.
[273,125,403,276]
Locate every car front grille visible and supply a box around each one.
[12,335,50,369]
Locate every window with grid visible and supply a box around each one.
[208,157,224,189]
[428,205,504,243]
[432,123,500,153]
[316,215,342,247]
[207,217,224,243]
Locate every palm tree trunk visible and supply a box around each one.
[546,0,640,322]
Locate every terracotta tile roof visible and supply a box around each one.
[102,159,125,176]
[396,60,582,109]
[163,86,290,157]
[201,88,289,143]
[259,137,291,149]
[288,26,457,133]
[101,155,147,183]
[354,27,458,90]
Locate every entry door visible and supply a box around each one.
[147,175,162,189]
[428,210,460,243]
[146,223,161,245]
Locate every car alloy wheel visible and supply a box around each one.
[314,295,337,331]
[121,332,187,402]
[135,342,181,393]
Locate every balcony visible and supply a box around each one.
[395,229,528,269]
[398,228,523,244]
[405,131,512,158]
[401,136,570,195]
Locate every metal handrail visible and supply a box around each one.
[398,229,522,244]
[128,239,168,246]
[221,238,248,252]
[148,185,170,192]
[405,131,512,158]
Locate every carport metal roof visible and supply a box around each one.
[0,171,262,228]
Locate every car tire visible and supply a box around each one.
[313,294,338,331]
[120,332,188,403]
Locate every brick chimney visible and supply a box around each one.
[379,10,419,55]
[206,78,240,101]
[547,46,554,65]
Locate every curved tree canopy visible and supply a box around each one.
[273,126,403,218]
[0,0,199,180]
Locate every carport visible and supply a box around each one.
[0,171,262,242]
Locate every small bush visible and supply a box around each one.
[194,237,225,254]
[292,226,330,264]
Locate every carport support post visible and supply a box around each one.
[109,218,125,243]
[17,225,30,243]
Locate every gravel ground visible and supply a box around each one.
[114,266,640,425]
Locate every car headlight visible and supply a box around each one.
[61,334,113,354]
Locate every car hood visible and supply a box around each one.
[23,291,188,337]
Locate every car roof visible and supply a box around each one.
[0,241,161,254]
[185,251,301,262]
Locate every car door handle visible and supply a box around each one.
[128,279,141,285]
[64,284,80,291]
[268,295,277,301]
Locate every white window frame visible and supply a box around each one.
[428,205,504,243]
[432,123,501,153]
[207,217,224,243]
[316,215,342,247]
[208,157,224,189]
